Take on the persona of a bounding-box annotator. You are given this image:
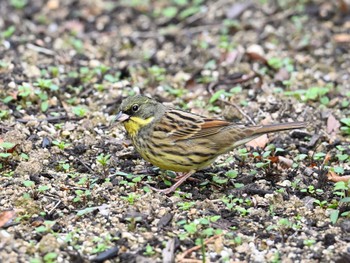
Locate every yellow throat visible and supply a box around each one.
[124,116,154,137]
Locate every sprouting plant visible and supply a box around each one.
[143,244,156,256]
[72,105,88,117]
[303,239,316,247]
[1,25,16,38]
[221,194,252,216]
[121,193,140,205]
[0,141,16,159]
[97,153,111,166]
[57,161,70,172]
[34,78,58,91]
[266,218,300,242]
[313,199,328,208]
[52,140,71,150]
[177,201,196,211]
[148,65,166,83]
[340,118,350,135]
[300,185,324,196]
[73,189,91,204]
[10,0,28,9]
[96,153,111,178]
[329,181,350,224]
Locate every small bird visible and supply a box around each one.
[115,95,306,194]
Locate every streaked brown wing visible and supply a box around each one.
[154,108,231,141]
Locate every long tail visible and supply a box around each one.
[231,121,307,148]
[252,121,307,135]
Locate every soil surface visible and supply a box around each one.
[1,0,350,262]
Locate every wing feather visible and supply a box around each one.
[157,109,231,141]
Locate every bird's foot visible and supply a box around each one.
[146,170,196,195]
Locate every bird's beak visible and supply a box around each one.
[114,111,130,123]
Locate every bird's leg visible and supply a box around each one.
[149,170,196,194]
[175,172,196,181]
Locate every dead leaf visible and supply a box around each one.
[246,134,269,148]
[214,235,223,254]
[162,239,175,263]
[333,34,350,43]
[0,210,16,228]
[274,68,290,82]
[338,0,349,13]
[246,51,268,64]
[31,217,45,227]
[278,156,293,168]
[226,1,254,19]
[323,152,332,165]
[268,156,279,163]
[46,0,59,9]
[327,114,340,134]
[327,170,350,182]
[6,143,18,154]
[223,50,239,65]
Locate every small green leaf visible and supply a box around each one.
[336,154,349,161]
[333,166,345,174]
[43,252,58,261]
[179,6,200,19]
[41,100,49,112]
[2,25,16,38]
[209,89,225,104]
[225,170,238,179]
[162,6,178,18]
[23,180,35,187]
[340,197,350,203]
[341,118,350,127]
[334,181,347,191]
[77,207,97,216]
[20,153,29,160]
[38,185,50,192]
[209,215,221,222]
[330,210,339,224]
[3,96,14,103]
[35,225,48,233]
[0,142,15,149]
[0,153,12,158]
[212,176,228,184]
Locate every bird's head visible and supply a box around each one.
[114,95,163,136]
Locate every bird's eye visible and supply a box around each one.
[132,104,139,112]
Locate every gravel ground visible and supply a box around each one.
[1,0,350,262]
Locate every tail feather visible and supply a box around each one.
[252,121,307,135]
[231,121,307,148]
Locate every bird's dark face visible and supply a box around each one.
[115,95,163,136]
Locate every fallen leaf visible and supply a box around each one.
[274,68,290,82]
[0,210,16,228]
[327,170,350,182]
[214,235,223,253]
[333,34,350,43]
[323,152,332,165]
[327,114,340,134]
[6,143,18,154]
[246,134,269,148]
[246,51,268,64]
[162,239,175,263]
[226,1,254,19]
[278,156,293,168]
[46,0,59,9]
[268,156,279,163]
[338,0,349,13]
[223,50,239,64]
